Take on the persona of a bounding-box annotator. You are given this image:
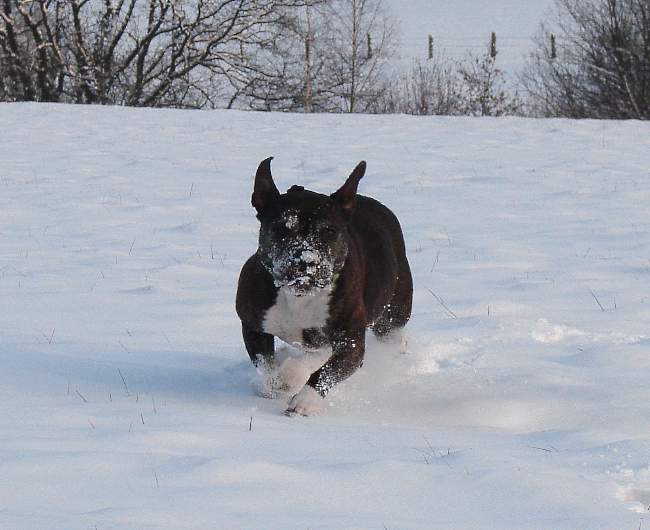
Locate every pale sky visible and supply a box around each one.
[387,0,556,72]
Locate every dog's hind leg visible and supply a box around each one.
[372,265,413,339]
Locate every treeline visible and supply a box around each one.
[1,0,648,119]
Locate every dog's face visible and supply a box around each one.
[257,192,349,295]
[251,158,365,296]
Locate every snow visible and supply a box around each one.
[1,102,650,528]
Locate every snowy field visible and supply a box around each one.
[1,103,650,529]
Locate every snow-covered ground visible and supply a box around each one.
[1,103,650,529]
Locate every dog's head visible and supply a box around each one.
[251,157,366,296]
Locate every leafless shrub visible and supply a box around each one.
[457,50,522,117]
[521,0,650,119]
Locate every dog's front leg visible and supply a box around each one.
[286,331,365,416]
[241,322,275,367]
[243,322,293,398]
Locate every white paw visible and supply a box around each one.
[285,385,324,416]
[254,362,285,399]
[257,356,312,399]
[276,357,313,392]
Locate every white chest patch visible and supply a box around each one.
[263,285,332,348]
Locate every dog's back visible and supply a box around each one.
[348,195,413,336]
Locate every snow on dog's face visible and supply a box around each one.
[251,158,364,296]
[257,194,349,296]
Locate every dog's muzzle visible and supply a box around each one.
[264,246,335,296]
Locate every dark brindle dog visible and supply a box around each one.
[236,158,412,415]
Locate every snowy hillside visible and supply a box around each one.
[1,103,650,529]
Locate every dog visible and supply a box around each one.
[236,158,412,416]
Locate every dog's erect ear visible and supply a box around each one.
[331,161,366,216]
[252,157,280,212]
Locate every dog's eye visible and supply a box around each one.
[321,227,338,241]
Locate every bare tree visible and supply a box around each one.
[1,0,305,107]
[234,0,396,113]
[232,1,331,112]
[323,0,396,113]
[0,0,66,102]
[522,0,650,119]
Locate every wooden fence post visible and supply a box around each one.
[551,34,557,59]
[490,32,497,58]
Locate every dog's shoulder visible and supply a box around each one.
[353,194,400,224]
[351,195,405,247]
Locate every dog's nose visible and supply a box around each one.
[294,250,319,273]
[300,250,319,264]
